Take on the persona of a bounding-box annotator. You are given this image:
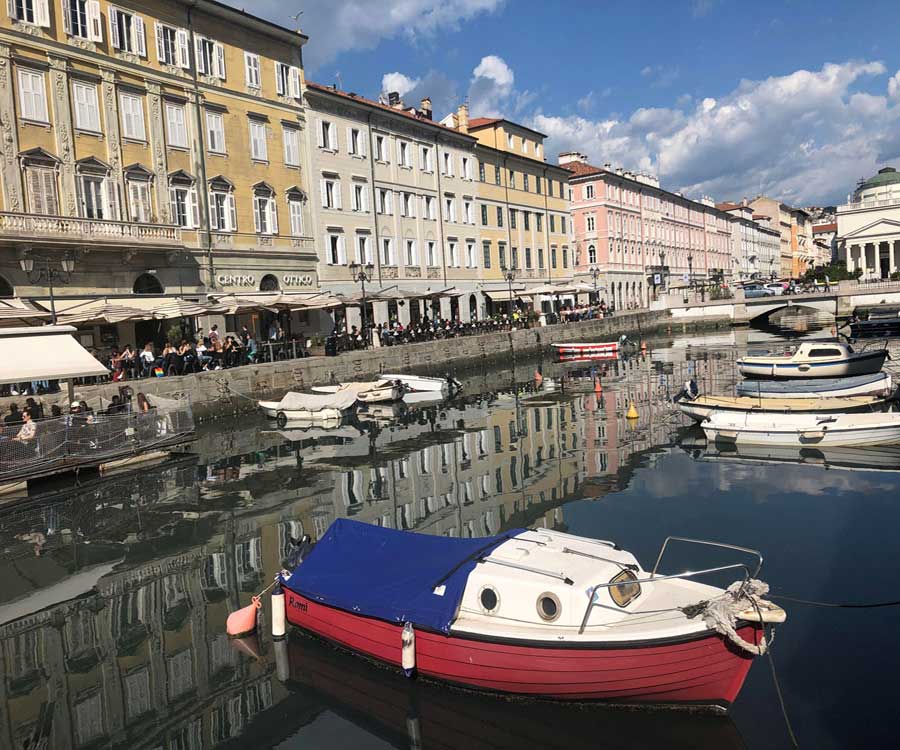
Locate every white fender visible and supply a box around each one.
[401,622,416,676]
[271,582,286,640]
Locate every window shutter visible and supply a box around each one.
[177,29,190,68]
[214,43,226,79]
[346,126,353,154]
[194,37,206,74]
[155,22,165,62]
[253,198,261,233]
[328,124,337,151]
[75,175,86,217]
[333,182,342,210]
[7,0,18,21]
[106,178,120,220]
[127,181,140,221]
[362,185,370,212]
[338,235,346,264]
[359,131,367,158]
[208,192,218,229]
[87,2,102,42]
[227,193,237,231]
[275,64,285,96]
[190,188,200,228]
[244,52,254,86]
[35,0,50,27]
[289,66,301,98]
[61,0,71,34]
[315,119,324,148]
[109,8,120,49]
[133,16,146,57]
[169,187,178,223]
[320,179,327,208]
[269,199,278,234]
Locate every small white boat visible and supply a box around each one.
[736,372,893,399]
[381,373,461,395]
[259,391,358,426]
[737,341,888,379]
[702,411,900,447]
[312,379,406,403]
[554,341,619,356]
[676,394,887,422]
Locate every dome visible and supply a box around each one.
[857,167,900,195]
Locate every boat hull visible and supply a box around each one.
[703,422,900,447]
[283,589,761,708]
[381,374,451,394]
[258,401,351,421]
[677,396,885,422]
[736,372,892,399]
[737,350,887,379]
[554,342,619,356]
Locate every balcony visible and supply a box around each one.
[838,197,900,212]
[0,212,182,248]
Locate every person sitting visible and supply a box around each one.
[140,343,156,377]
[246,335,258,363]
[4,403,22,426]
[50,404,62,418]
[25,397,44,420]
[12,408,37,445]
[196,340,212,369]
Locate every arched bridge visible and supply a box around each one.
[743,296,841,323]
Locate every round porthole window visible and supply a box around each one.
[479,585,499,614]
[537,592,561,622]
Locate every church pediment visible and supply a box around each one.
[841,218,900,240]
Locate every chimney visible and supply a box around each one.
[387,91,402,108]
[420,97,432,120]
[558,151,586,166]
[456,102,469,133]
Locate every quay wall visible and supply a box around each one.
[2,310,726,422]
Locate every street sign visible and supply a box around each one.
[653,274,662,285]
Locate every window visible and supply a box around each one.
[109,7,146,56]
[126,171,152,222]
[275,63,301,98]
[509,209,516,229]
[398,140,411,168]
[288,192,304,236]
[402,192,415,217]
[253,185,278,235]
[208,180,236,232]
[447,241,458,267]
[464,200,473,224]
[169,175,199,228]
[481,204,488,226]
[498,243,506,269]
[348,128,365,156]
[119,93,146,141]
[17,69,48,122]
[244,52,261,88]
[356,234,371,264]
[462,156,472,180]
[76,162,119,220]
[609,570,641,608]
[551,246,557,269]
[424,195,436,220]
[283,126,300,166]
[523,174,530,192]
[195,36,225,79]
[586,215,595,232]
[562,246,568,267]
[317,120,337,151]
[550,214,556,232]
[442,151,453,176]
[426,241,436,266]
[405,239,417,266]
[586,184,594,199]
[10,0,49,26]
[381,238,394,265]
[496,206,503,227]
[482,241,492,269]
[377,188,392,215]
[507,133,514,149]
[524,212,530,231]
[327,233,346,264]
[525,247,532,269]
[320,176,341,209]
[72,81,100,132]
[420,145,432,172]
[206,111,226,153]
[508,170,515,189]
[466,241,477,268]
[23,156,58,215]
[537,247,544,269]
[165,103,188,148]
[511,247,519,269]
[249,120,268,161]
[561,216,567,233]
[352,182,369,212]
[444,197,456,223]
[64,1,102,41]
[155,22,189,68]
[374,134,387,162]
[478,161,485,182]
[536,214,542,232]
[494,165,501,186]
[536,176,542,195]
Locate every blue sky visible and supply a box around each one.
[233,0,899,205]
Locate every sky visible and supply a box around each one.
[227,0,900,206]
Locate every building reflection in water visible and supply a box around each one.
[0,343,742,749]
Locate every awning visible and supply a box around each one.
[483,289,524,302]
[0,325,109,384]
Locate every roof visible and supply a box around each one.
[306,82,476,140]
[284,519,523,634]
[467,117,548,139]
[0,325,108,384]
[813,222,837,232]
[715,201,743,212]
[561,161,604,178]
[857,166,900,192]
[187,0,308,44]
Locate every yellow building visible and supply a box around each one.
[441,107,572,314]
[0,0,316,345]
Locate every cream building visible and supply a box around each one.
[837,166,900,279]
[0,0,316,345]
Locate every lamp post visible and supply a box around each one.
[20,253,75,324]
[501,263,517,325]
[589,266,601,303]
[348,261,375,347]
[687,253,693,290]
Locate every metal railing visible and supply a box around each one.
[577,536,763,634]
[0,403,194,482]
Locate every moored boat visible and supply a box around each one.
[258,391,358,426]
[736,371,893,399]
[554,341,619,356]
[281,519,784,709]
[381,373,462,395]
[736,341,888,379]
[675,393,887,422]
[702,411,900,447]
[311,379,406,403]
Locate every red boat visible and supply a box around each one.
[281,521,785,710]
[554,341,619,356]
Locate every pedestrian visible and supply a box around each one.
[4,403,22,426]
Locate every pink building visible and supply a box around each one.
[561,153,733,310]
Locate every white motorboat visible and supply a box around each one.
[736,372,893,399]
[311,379,406,403]
[736,341,888,379]
[259,391,358,426]
[676,393,887,422]
[381,373,462,395]
[702,411,900,447]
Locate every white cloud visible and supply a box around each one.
[381,72,420,97]
[530,60,897,204]
[889,70,900,99]
[640,64,680,88]
[468,54,515,117]
[224,0,505,70]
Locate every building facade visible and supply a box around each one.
[0,0,316,344]
[837,166,900,279]
[563,154,733,309]
[717,202,781,280]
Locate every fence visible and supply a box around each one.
[0,402,194,482]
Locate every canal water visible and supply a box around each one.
[2,313,899,750]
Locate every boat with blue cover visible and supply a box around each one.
[735,372,893,399]
[280,519,784,710]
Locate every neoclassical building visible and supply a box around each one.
[838,166,900,279]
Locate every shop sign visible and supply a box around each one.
[282,274,314,287]
[217,274,256,287]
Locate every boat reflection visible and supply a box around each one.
[279,633,748,750]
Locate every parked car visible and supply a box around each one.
[765,283,785,296]
[743,284,777,298]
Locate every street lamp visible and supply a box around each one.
[348,261,375,347]
[501,263,517,324]
[687,253,693,290]
[589,266,601,302]
[20,253,75,324]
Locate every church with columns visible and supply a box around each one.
[838,167,900,279]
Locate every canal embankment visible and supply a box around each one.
[1,309,732,421]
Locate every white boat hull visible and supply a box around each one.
[677,395,884,422]
[381,374,455,394]
[258,401,350,422]
[311,381,405,403]
[736,373,893,399]
[703,412,900,447]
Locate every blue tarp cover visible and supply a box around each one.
[284,518,523,634]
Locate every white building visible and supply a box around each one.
[717,203,781,280]
[837,166,900,279]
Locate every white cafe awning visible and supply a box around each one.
[483,289,524,302]
[0,325,109,384]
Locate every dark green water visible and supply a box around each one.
[1,321,899,750]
